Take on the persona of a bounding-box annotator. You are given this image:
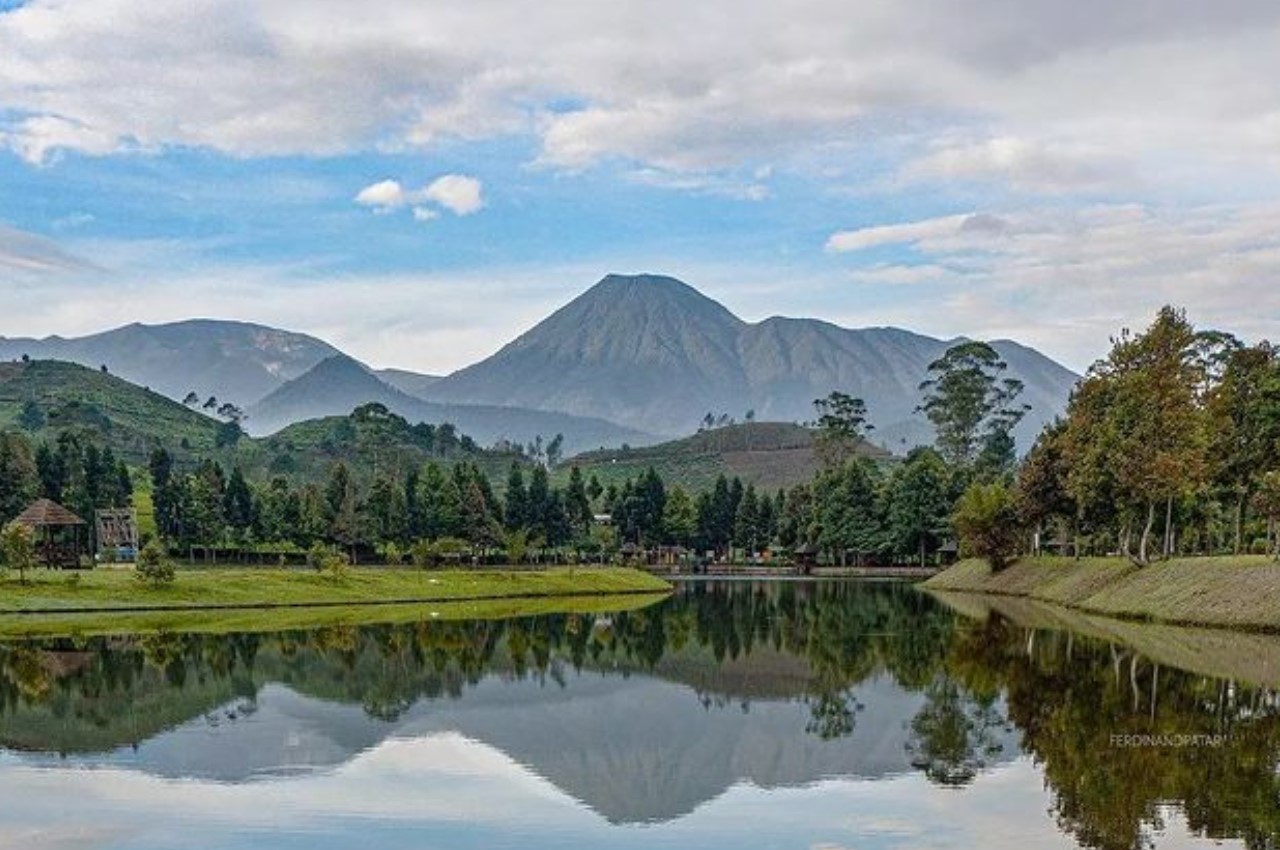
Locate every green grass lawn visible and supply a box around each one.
[0,566,672,616]
[925,555,1280,631]
[0,590,670,639]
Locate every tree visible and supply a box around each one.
[662,486,698,546]
[1207,343,1280,552]
[135,539,176,586]
[0,433,38,524]
[545,433,565,469]
[953,482,1020,571]
[1255,472,1280,560]
[1066,307,1209,565]
[324,462,359,556]
[0,521,37,583]
[564,467,593,539]
[182,391,200,406]
[885,448,953,567]
[1016,420,1076,554]
[919,341,1028,468]
[812,391,871,468]
[17,401,44,432]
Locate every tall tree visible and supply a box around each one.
[919,341,1028,468]
[812,391,871,468]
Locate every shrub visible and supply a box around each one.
[411,537,469,569]
[952,482,1020,571]
[307,543,349,578]
[1250,537,1270,556]
[135,539,176,586]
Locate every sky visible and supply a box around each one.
[2,0,1279,374]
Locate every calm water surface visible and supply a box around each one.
[1,580,1277,850]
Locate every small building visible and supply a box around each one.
[12,498,88,569]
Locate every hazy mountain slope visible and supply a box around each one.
[430,273,1080,452]
[0,320,338,407]
[432,273,753,431]
[375,367,442,398]
[247,354,655,453]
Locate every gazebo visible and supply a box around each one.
[12,498,87,569]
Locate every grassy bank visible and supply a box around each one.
[929,590,1280,687]
[0,566,672,617]
[924,556,1280,631]
[0,590,670,639]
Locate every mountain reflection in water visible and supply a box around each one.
[0,579,1278,850]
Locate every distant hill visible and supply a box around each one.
[0,359,224,460]
[560,421,888,493]
[247,354,656,454]
[234,404,520,484]
[375,368,442,398]
[428,273,1081,453]
[0,320,338,407]
[0,359,522,484]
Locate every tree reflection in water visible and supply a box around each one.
[1,580,1278,849]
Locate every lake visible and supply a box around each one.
[1,579,1276,849]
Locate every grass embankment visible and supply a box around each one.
[925,556,1280,631]
[0,566,671,623]
[0,591,669,639]
[929,590,1280,687]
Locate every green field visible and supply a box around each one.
[0,566,672,618]
[559,421,890,492]
[925,556,1280,631]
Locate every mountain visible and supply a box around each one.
[0,320,338,407]
[559,421,888,493]
[246,354,655,453]
[375,367,442,398]
[428,273,1081,452]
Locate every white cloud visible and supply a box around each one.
[826,203,1280,368]
[421,174,484,216]
[825,214,998,253]
[2,0,1280,195]
[354,174,484,220]
[0,224,95,273]
[900,136,1134,194]
[354,179,408,210]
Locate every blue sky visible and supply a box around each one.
[2,0,1279,373]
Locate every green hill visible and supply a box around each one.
[234,403,523,483]
[559,421,889,492]
[0,359,224,461]
[0,361,519,484]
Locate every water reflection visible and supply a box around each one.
[0,580,1277,850]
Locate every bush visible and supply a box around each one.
[410,537,469,569]
[953,482,1020,571]
[135,539,176,586]
[307,543,350,578]
[1250,537,1270,556]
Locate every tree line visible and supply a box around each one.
[1,335,1037,568]
[1010,306,1280,566]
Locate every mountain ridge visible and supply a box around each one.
[1,273,1081,453]
[427,273,1080,451]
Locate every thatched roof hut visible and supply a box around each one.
[13,498,86,529]
[11,498,86,568]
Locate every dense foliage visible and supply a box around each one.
[1019,306,1280,564]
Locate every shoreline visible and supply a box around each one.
[923,556,1280,633]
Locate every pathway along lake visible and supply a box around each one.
[1,579,1277,849]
